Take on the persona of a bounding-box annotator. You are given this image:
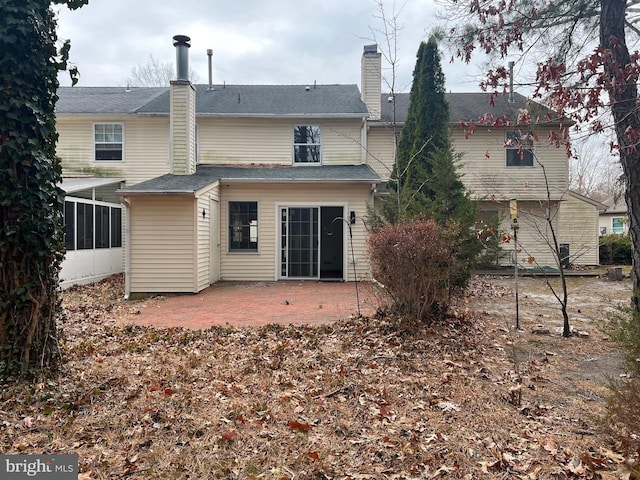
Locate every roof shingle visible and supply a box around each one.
[118,164,381,195]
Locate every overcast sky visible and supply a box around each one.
[54,0,486,93]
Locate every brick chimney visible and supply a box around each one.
[170,35,196,175]
[361,44,381,121]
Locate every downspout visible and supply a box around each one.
[360,117,367,164]
[122,196,131,300]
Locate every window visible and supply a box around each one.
[111,207,122,248]
[94,123,123,161]
[95,205,110,248]
[62,200,122,250]
[505,131,534,167]
[63,201,75,250]
[293,125,321,164]
[612,217,626,234]
[76,203,94,250]
[229,201,258,251]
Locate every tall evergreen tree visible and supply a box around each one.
[384,36,478,286]
[0,0,87,378]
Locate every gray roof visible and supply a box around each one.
[56,87,166,114]
[138,84,368,117]
[118,164,381,195]
[56,84,367,117]
[380,92,562,125]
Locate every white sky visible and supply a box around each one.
[54,0,486,92]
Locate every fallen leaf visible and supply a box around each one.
[543,438,558,455]
[436,401,461,412]
[288,420,311,432]
[221,429,238,441]
[565,456,586,475]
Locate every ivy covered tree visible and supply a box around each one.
[384,36,478,287]
[0,0,87,378]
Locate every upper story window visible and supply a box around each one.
[229,201,258,252]
[612,217,626,234]
[293,125,321,164]
[94,123,123,161]
[505,131,534,167]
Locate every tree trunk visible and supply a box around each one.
[0,2,64,378]
[600,0,640,315]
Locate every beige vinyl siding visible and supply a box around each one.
[197,118,363,166]
[195,184,220,291]
[366,126,397,181]
[560,193,600,266]
[196,195,211,291]
[170,83,196,175]
[219,183,372,281]
[479,200,560,268]
[128,196,196,293]
[57,115,170,185]
[453,127,568,201]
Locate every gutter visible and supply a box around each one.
[122,196,131,300]
[136,112,368,119]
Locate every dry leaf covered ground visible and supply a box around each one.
[0,274,637,479]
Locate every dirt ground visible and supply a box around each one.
[1,274,637,479]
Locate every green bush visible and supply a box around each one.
[603,307,640,460]
[475,214,510,269]
[599,234,631,265]
[367,218,461,321]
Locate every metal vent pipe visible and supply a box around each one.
[173,35,191,81]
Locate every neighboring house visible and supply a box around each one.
[55,38,601,293]
[599,195,628,235]
[360,46,601,268]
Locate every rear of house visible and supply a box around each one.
[55,38,602,294]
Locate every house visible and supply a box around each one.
[55,37,601,293]
[360,45,602,268]
[599,195,628,235]
[57,36,379,295]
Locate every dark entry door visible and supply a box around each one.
[320,206,344,281]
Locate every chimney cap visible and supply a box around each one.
[173,35,191,47]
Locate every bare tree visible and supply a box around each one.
[437,0,640,316]
[570,135,624,201]
[127,54,200,87]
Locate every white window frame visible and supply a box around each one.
[94,123,124,162]
[293,125,321,164]
[611,216,626,234]
[505,130,534,167]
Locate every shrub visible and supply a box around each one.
[367,218,461,321]
[603,307,640,461]
[475,214,510,269]
[599,234,632,265]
